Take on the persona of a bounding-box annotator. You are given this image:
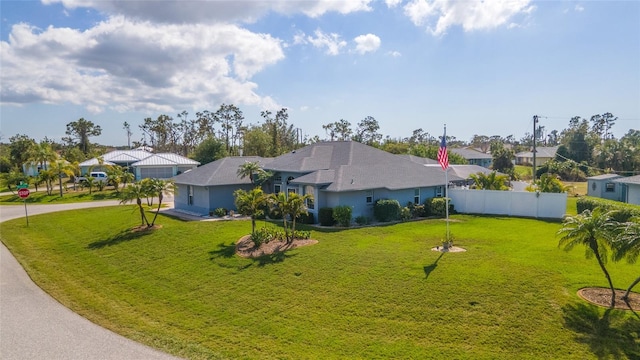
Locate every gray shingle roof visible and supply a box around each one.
[267,141,463,191]
[613,175,640,184]
[450,148,493,160]
[173,157,273,186]
[515,146,560,158]
[398,155,438,165]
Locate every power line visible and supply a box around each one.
[553,152,640,175]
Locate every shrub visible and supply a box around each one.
[355,216,370,226]
[332,206,352,227]
[296,212,315,225]
[213,208,227,217]
[411,204,427,218]
[319,207,335,226]
[400,207,412,222]
[427,198,454,218]
[373,199,401,222]
[577,196,640,222]
[292,230,311,240]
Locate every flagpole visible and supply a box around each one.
[444,125,449,243]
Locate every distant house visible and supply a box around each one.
[587,174,623,201]
[79,148,199,180]
[449,148,493,168]
[614,175,640,205]
[515,146,559,165]
[173,142,464,221]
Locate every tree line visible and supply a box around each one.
[1,106,637,184]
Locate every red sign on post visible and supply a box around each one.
[18,188,30,199]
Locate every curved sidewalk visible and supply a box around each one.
[0,202,180,360]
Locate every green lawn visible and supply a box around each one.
[1,206,638,359]
[0,188,120,204]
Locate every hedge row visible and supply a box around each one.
[317,197,454,227]
[576,196,640,222]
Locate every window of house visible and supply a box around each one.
[274,175,282,182]
[188,185,194,205]
[287,176,295,184]
[436,186,443,197]
[274,184,281,194]
[414,188,420,204]
[606,183,615,192]
[366,190,373,204]
[288,187,297,195]
[305,185,314,209]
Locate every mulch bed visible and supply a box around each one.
[236,235,318,258]
[578,287,640,311]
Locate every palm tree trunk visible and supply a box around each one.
[251,217,256,235]
[623,276,640,302]
[150,193,163,227]
[58,176,63,197]
[593,244,616,308]
[290,218,297,244]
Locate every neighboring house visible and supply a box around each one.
[172,141,465,221]
[23,161,55,177]
[515,146,559,165]
[587,174,623,201]
[614,175,640,205]
[131,153,199,179]
[79,148,199,180]
[450,148,493,168]
[172,156,273,215]
[402,155,500,187]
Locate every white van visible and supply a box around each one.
[76,171,109,183]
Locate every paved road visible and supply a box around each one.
[0,201,180,360]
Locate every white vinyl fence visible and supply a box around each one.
[448,189,568,219]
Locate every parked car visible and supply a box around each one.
[75,171,109,183]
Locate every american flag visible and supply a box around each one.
[437,134,449,170]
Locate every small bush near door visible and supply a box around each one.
[319,207,335,226]
[332,206,352,227]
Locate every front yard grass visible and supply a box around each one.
[0,187,120,204]
[1,207,638,359]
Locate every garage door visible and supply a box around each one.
[140,167,173,179]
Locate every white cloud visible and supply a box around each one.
[1,18,284,113]
[385,0,403,8]
[353,33,381,54]
[43,0,373,23]
[575,4,585,12]
[306,29,347,56]
[403,0,534,36]
[387,50,402,57]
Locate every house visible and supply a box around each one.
[173,141,464,221]
[172,156,273,215]
[450,148,493,168]
[614,175,640,205]
[586,174,623,201]
[515,146,559,165]
[79,149,199,180]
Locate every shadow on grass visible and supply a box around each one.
[87,228,153,249]
[209,243,236,259]
[562,302,640,359]
[423,252,444,280]
[254,252,298,267]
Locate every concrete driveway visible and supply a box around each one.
[0,201,180,360]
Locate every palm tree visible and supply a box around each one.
[28,141,56,172]
[105,165,124,193]
[469,171,509,190]
[286,192,313,243]
[146,179,175,227]
[49,159,75,197]
[83,176,96,195]
[38,170,56,195]
[119,183,151,227]
[268,191,291,240]
[237,161,263,186]
[535,173,570,193]
[613,219,640,302]
[121,171,135,187]
[557,207,620,308]
[234,188,267,236]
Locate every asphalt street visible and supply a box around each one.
[0,201,180,360]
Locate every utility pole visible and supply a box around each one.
[532,115,538,181]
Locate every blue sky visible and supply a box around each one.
[1,0,638,147]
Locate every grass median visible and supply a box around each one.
[1,206,638,359]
